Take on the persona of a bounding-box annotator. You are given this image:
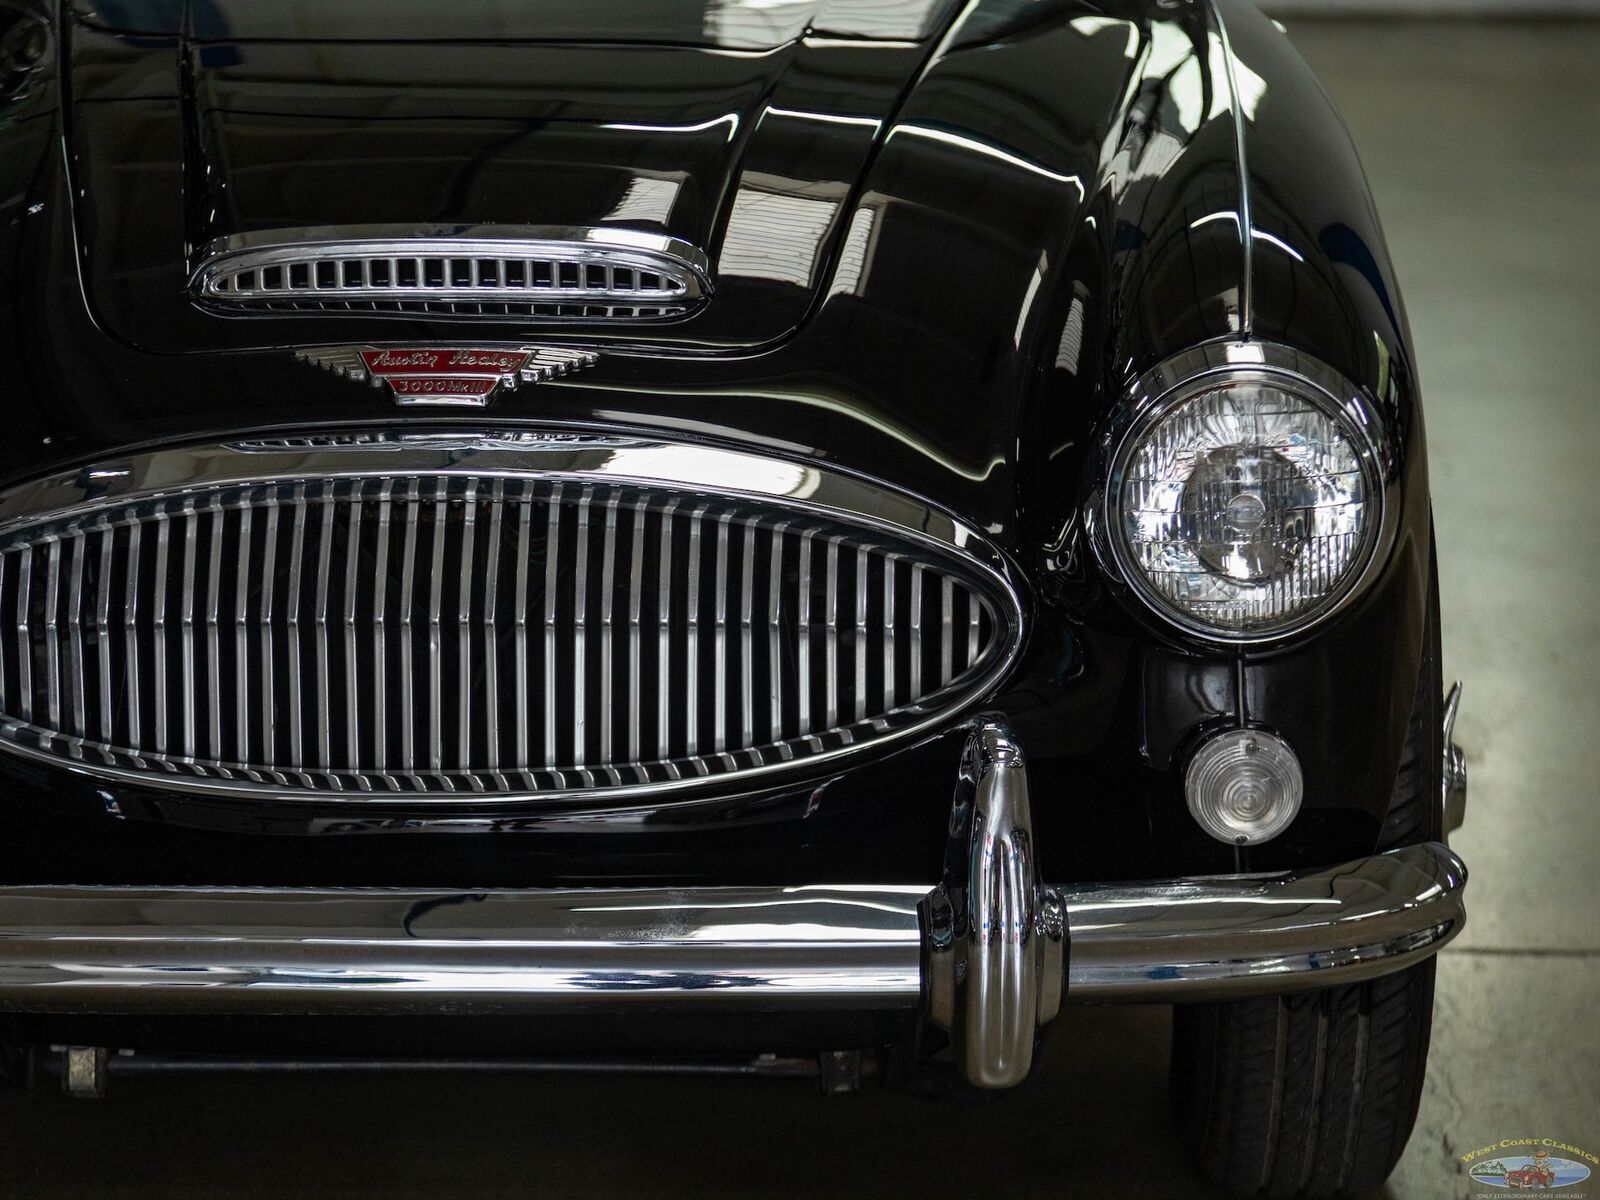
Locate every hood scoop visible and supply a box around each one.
[191,225,711,321]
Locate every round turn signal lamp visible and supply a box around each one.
[1185,728,1304,846]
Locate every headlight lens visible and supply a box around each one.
[1109,364,1384,638]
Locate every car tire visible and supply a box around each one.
[1169,555,1443,1199]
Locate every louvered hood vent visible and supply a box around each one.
[0,435,1021,805]
[190,227,711,321]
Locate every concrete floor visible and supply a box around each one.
[4,20,1598,1200]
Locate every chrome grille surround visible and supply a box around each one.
[0,434,1022,805]
[190,226,711,321]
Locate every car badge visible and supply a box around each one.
[294,345,598,407]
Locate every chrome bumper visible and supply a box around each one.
[0,726,1467,1089]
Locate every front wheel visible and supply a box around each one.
[1170,959,1436,1198]
[1171,557,1444,1198]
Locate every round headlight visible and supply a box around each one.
[1107,350,1386,639]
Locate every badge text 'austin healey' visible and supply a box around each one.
[295,345,598,406]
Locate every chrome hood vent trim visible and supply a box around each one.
[189,226,711,320]
[0,434,1022,807]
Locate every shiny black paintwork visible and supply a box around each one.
[0,0,1430,890]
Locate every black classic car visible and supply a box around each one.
[0,0,1469,1194]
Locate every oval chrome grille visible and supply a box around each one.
[0,438,1019,802]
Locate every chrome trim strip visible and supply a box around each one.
[1442,680,1468,834]
[1208,0,1254,335]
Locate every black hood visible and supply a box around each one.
[66,0,960,353]
[8,0,1255,547]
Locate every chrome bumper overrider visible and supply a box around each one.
[0,725,1467,1089]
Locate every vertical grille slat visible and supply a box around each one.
[797,528,813,738]
[43,537,61,733]
[152,515,171,755]
[257,499,279,771]
[824,537,840,732]
[684,505,704,763]
[598,494,619,774]
[234,505,253,765]
[397,486,420,773]
[909,564,925,703]
[883,554,897,713]
[626,501,645,767]
[512,493,532,771]
[767,521,787,747]
[180,506,199,760]
[712,512,730,757]
[427,496,447,775]
[204,498,225,762]
[0,474,1011,797]
[66,531,87,739]
[571,488,591,771]
[15,547,31,724]
[738,521,755,756]
[284,488,308,770]
[853,544,868,724]
[371,486,392,775]
[655,500,676,767]
[343,494,364,775]
[482,481,504,775]
[543,486,563,771]
[457,494,476,774]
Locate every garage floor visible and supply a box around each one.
[4,20,1598,1200]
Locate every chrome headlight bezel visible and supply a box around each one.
[1095,342,1397,645]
